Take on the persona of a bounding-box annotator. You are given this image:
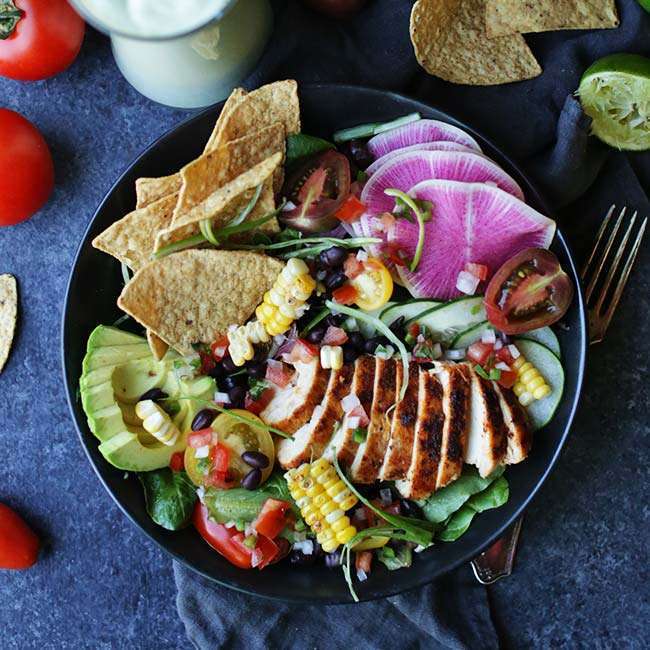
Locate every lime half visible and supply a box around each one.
[578,53,650,151]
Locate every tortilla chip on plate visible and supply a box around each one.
[208,80,300,148]
[0,274,18,374]
[155,152,282,252]
[485,0,619,37]
[135,174,182,210]
[410,0,541,85]
[147,329,169,361]
[173,123,286,222]
[117,250,284,355]
[204,87,248,153]
[92,193,178,270]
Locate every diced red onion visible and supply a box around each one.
[495,361,511,371]
[380,488,392,505]
[356,569,368,582]
[194,445,210,459]
[342,393,361,413]
[293,539,314,555]
[356,250,369,262]
[444,348,466,361]
[456,270,480,295]
[507,344,521,359]
[494,339,503,350]
[214,391,230,404]
[346,416,361,430]
[282,201,297,212]
[481,329,496,345]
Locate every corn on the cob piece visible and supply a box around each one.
[135,400,180,446]
[512,354,552,406]
[285,458,358,553]
[320,345,343,370]
[227,321,271,367]
[256,259,316,337]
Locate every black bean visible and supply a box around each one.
[347,139,374,170]
[315,268,328,282]
[364,336,383,354]
[324,551,342,568]
[400,499,424,519]
[139,388,168,402]
[241,451,270,469]
[228,386,246,407]
[347,331,365,350]
[289,548,317,566]
[342,343,358,364]
[389,317,405,338]
[223,375,245,390]
[318,246,347,268]
[246,361,266,378]
[241,467,262,490]
[221,355,238,374]
[191,408,218,431]
[325,270,347,291]
[306,326,326,344]
[326,313,345,327]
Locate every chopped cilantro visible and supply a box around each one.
[488,368,501,381]
[474,364,490,380]
[248,378,270,400]
[352,427,367,443]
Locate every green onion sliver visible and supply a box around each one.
[200,219,220,246]
[214,203,285,240]
[153,233,207,259]
[333,112,421,143]
[228,183,264,228]
[385,188,426,272]
[120,262,131,286]
[239,236,381,252]
[300,307,330,338]
[326,301,410,402]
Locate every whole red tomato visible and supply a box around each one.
[302,0,368,18]
[0,0,85,81]
[0,503,40,570]
[0,108,54,226]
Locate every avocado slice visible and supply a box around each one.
[87,325,145,349]
[82,344,151,373]
[80,358,161,392]
[112,360,168,404]
[98,431,187,472]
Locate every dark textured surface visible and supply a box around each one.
[1,11,649,650]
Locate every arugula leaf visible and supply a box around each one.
[139,469,196,531]
[378,544,413,571]
[276,227,303,243]
[286,133,334,165]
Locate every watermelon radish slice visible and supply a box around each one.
[365,141,480,176]
[367,119,482,159]
[392,180,556,300]
[361,150,524,215]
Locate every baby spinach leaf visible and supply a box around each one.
[139,469,196,531]
[286,133,334,165]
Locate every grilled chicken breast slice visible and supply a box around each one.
[379,362,419,481]
[465,365,508,477]
[260,358,330,434]
[494,383,532,464]
[396,368,445,499]
[277,363,354,468]
[435,363,472,490]
[324,355,375,467]
[350,357,397,483]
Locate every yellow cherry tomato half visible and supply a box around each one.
[350,258,394,311]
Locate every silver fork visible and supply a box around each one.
[471,204,647,585]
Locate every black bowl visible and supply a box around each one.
[62,84,587,603]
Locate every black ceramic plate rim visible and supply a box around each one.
[61,83,587,604]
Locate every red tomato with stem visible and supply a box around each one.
[0,0,85,81]
[0,108,54,226]
[0,503,40,570]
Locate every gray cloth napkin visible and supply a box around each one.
[175,1,650,648]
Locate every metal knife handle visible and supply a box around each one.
[471,517,523,585]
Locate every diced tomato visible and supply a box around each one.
[497,369,518,389]
[210,443,230,474]
[169,452,184,472]
[496,346,516,366]
[188,429,213,449]
[206,471,236,489]
[407,323,420,338]
[355,550,373,573]
[199,351,216,375]
[380,212,396,233]
[332,284,358,305]
[467,341,494,367]
[343,254,365,279]
[251,535,280,569]
[244,387,274,415]
[321,325,349,346]
[348,404,370,427]
[465,262,489,281]
[253,498,292,539]
[382,243,408,267]
[287,338,319,363]
[265,360,292,388]
[335,194,366,223]
[210,336,229,362]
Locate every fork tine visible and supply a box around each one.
[584,206,626,303]
[602,217,647,334]
[582,204,616,281]
[595,212,637,312]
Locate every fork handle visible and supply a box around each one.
[470,517,523,584]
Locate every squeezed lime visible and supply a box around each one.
[577,53,650,151]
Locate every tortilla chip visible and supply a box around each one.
[410,0,541,85]
[204,87,248,153]
[135,175,182,210]
[147,329,169,361]
[485,0,619,37]
[155,152,282,252]
[118,250,283,355]
[208,80,300,148]
[0,274,17,374]
[92,193,178,270]
[173,124,286,222]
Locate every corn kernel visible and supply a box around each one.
[321,538,339,553]
[135,400,180,446]
[331,516,350,533]
[320,501,338,516]
[336,526,357,545]
[533,384,552,400]
[511,347,552,407]
[310,458,330,477]
[339,495,357,511]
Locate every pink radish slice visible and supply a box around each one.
[361,150,524,215]
[365,142,479,176]
[367,119,482,159]
[392,180,556,300]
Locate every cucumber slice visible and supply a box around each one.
[450,321,493,349]
[512,339,565,431]
[517,327,561,359]
[379,299,440,327]
[407,296,486,344]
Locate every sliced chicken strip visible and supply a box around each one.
[260,358,330,435]
[494,383,532,464]
[435,363,472,490]
[379,362,419,481]
[396,368,444,499]
[324,355,375,467]
[465,365,508,477]
[277,363,354,468]
[350,357,397,483]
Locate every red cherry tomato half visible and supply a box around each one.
[485,248,574,335]
[0,503,40,570]
[0,0,85,81]
[0,108,54,226]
